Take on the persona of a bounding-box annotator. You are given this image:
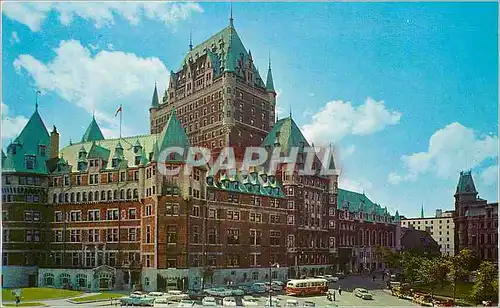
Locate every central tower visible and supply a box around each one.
[149,18,277,157]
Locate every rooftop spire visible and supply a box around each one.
[265,53,275,93]
[189,29,193,51]
[35,89,41,110]
[229,0,234,27]
[420,203,424,218]
[151,83,159,108]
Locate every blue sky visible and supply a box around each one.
[2,2,498,218]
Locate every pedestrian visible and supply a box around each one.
[338,285,342,295]
[13,289,21,307]
[333,290,336,301]
[372,275,376,282]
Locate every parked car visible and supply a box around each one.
[251,283,267,294]
[148,292,165,297]
[285,299,299,307]
[178,299,195,307]
[323,275,339,282]
[223,297,237,306]
[239,285,254,295]
[304,301,316,307]
[154,297,170,306]
[119,294,155,306]
[242,295,260,306]
[204,288,233,297]
[335,272,345,279]
[354,288,373,300]
[202,296,218,306]
[272,281,285,290]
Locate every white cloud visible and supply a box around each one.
[2,2,203,32]
[339,176,373,194]
[302,97,401,146]
[1,102,29,142]
[388,122,498,184]
[13,40,170,133]
[480,164,498,186]
[10,31,20,44]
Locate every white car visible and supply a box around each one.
[285,299,299,307]
[223,297,237,306]
[202,296,218,306]
[242,296,259,306]
[178,299,195,307]
[148,292,165,297]
[323,275,339,282]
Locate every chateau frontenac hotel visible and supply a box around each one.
[1,18,403,291]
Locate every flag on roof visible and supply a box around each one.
[115,104,122,117]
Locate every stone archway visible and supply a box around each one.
[93,265,116,291]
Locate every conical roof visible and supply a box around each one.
[262,116,310,155]
[151,84,159,108]
[156,109,190,161]
[266,62,275,93]
[81,115,105,143]
[456,170,478,194]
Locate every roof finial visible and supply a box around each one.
[229,0,234,27]
[189,29,193,51]
[35,90,41,110]
[289,103,292,118]
[268,52,272,70]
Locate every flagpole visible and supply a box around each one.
[119,104,122,139]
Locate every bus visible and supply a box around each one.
[285,278,329,296]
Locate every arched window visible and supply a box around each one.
[359,229,364,246]
[82,192,87,202]
[133,189,138,199]
[126,189,131,199]
[76,192,81,202]
[389,232,394,247]
[59,273,71,287]
[113,190,118,200]
[365,230,370,246]
[107,190,112,200]
[53,194,57,203]
[71,193,75,202]
[58,193,63,203]
[75,274,88,289]
[378,231,382,246]
[88,192,93,202]
[44,273,55,286]
[101,191,106,201]
[120,189,124,199]
[65,193,69,203]
[372,230,376,246]
[94,191,99,201]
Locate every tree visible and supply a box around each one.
[449,248,481,302]
[418,256,451,299]
[470,261,498,304]
[374,246,401,270]
[400,251,423,284]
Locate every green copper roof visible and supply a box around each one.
[262,116,310,155]
[337,188,396,223]
[456,170,477,194]
[81,115,105,143]
[266,62,275,93]
[3,107,50,174]
[394,210,401,222]
[87,142,111,161]
[180,24,265,87]
[156,109,190,158]
[151,84,159,108]
[208,170,286,198]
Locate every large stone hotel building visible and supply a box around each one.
[1,19,401,291]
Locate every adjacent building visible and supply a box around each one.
[401,208,455,256]
[454,171,498,261]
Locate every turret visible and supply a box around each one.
[50,125,59,159]
[81,115,104,143]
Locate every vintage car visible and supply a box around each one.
[265,298,281,307]
[223,297,237,306]
[354,288,373,300]
[202,296,218,306]
[177,299,196,307]
[303,301,316,307]
[204,287,233,297]
[285,299,299,307]
[119,293,155,306]
[251,283,267,294]
[242,295,260,306]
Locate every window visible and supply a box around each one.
[208,208,220,219]
[106,209,119,220]
[227,229,240,245]
[70,211,82,221]
[128,228,137,241]
[88,229,99,242]
[208,228,218,244]
[270,214,280,224]
[192,206,200,217]
[146,226,152,243]
[270,230,281,246]
[88,210,100,221]
[227,210,240,220]
[146,256,152,268]
[166,226,176,243]
[70,230,82,242]
[25,155,36,170]
[25,230,33,242]
[106,228,118,242]
[166,204,179,215]
[55,230,63,242]
[145,205,152,216]
[24,211,33,221]
[249,212,262,222]
[192,225,200,244]
[128,208,137,219]
[287,215,295,225]
[3,229,9,242]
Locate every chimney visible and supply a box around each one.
[50,125,59,159]
[435,209,443,218]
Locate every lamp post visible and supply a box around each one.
[269,262,279,305]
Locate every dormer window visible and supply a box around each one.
[38,145,46,157]
[112,158,119,168]
[25,155,36,170]
[135,156,141,166]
